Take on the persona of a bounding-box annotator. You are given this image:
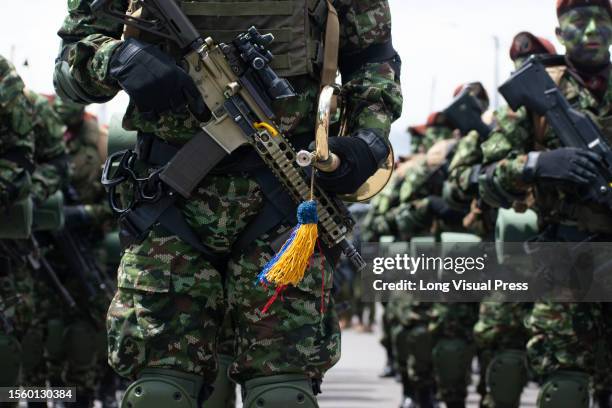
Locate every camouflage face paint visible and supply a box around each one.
[558,5,612,66]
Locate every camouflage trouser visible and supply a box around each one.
[380,302,394,363]
[474,302,532,406]
[389,297,435,392]
[23,272,102,399]
[0,259,36,340]
[526,302,612,393]
[429,302,479,403]
[107,174,340,386]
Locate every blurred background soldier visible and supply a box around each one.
[445,31,556,408]
[479,1,612,407]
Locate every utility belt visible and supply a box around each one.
[103,131,328,270]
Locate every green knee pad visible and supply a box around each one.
[537,371,590,408]
[0,334,21,386]
[20,328,44,373]
[407,326,433,375]
[121,368,206,408]
[64,321,98,369]
[486,350,527,407]
[243,374,318,408]
[432,338,473,390]
[202,354,235,408]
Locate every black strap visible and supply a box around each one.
[136,132,181,166]
[121,195,228,269]
[232,166,297,253]
[339,41,400,80]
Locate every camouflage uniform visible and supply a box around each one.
[480,65,612,402]
[0,56,69,408]
[371,125,478,406]
[57,0,402,393]
[52,97,122,406]
[0,55,38,394]
[447,121,532,408]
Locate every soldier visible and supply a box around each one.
[51,96,122,408]
[0,55,71,408]
[55,1,402,407]
[0,54,41,406]
[445,32,556,408]
[479,1,612,407]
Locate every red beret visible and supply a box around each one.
[408,124,427,137]
[452,82,490,109]
[557,0,612,17]
[509,32,557,61]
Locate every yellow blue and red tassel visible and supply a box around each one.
[257,200,320,313]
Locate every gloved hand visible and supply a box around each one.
[63,205,93,227]
[109,38,209,120]
[522,147,601,185]
[314,130,389,195]
[427,196,467,224]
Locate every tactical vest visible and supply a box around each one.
[130,0,330,78]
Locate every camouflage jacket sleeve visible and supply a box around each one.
[446,130,482,207]
[0,56,36,210]
[337,0,403,138]
[479,106,533,203]
[27,92,69,203]
[57,0,128,100]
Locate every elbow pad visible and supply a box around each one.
[478,163,522,209]
[53,46,114,105]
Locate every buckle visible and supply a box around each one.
[101,149,167,215]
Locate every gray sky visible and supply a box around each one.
[0,0,561,154]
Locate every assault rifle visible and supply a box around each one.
[499,56,612,209]
[93,0,365,270]
[443,88,491,140]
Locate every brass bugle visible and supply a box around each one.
[296,85,340,172]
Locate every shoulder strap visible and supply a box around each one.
[321,0,339,87]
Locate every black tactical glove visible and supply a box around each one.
[427,195,467,224]
[109,38,209,120]
[314,130,389,195]
[522,147,602,185]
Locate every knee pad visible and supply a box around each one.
[432,338,473,390]
[486,350,528,408]
[537,371,589,408]
[121,368,207,408]
[19,327,44,373]
[243,374,318,408]
[407,326,433,375]
[0,334,21,386]
[64,321,98,369]
[202,354,235,408]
